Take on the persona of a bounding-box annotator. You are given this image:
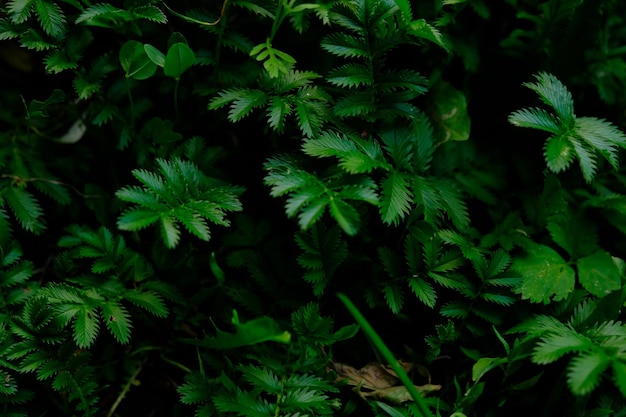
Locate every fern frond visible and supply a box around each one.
[179,371,214,405]
[130,5,167,23]
[0,260,34,288]
[381,280,404,313]
[7,0,35,24]
[302,131,388,174]
[213,388,275,417]
[327,63,373,88]
[440,300,469,319]
[328,198,360,235]
[413,176,441,225]
[285,372,339,392]
[279,387,334,413]
[73,305,100,348]
[575,117,626,169]
[101,301,132,344]
[295,94,329,138]
[34,0,66,38]
[117,158,242,248]
[523,72,575,127]
[296,224,347,296]
[479,292,517,306]
[264,69,321,93]
[377,70,428,96]
[123,289,168,317]
[264,156,376,234]
[543,134,575,173]
[567,351,610,395]
[532,331,593,364]
[4,186,45,233]
[321,32,368,58]
[208,88,268,122]
[569,137,598,183]
[379,171,413,225]
[508,107,562,134]
[435,180,469,229]
[172,207,211,241]
[266,96,292,132]
[240,365,281,394]
[408,275,436,308]
[333,91,375,117]
[75,3,126,25]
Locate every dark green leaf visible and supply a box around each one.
[163,42,195,78]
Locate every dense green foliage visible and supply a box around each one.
[1,0,626,415]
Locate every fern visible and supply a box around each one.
[116,157,243,248]
[514,304,626,396]
[209,69,331,137]
[295,224,348,296]
[509,72,626,182]
[179,302,352,416]
[302,117,470,228]
[321,0,429,121]
[263,154,378,235]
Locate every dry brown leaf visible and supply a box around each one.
[329,360,440,404]
[358,384,442,403]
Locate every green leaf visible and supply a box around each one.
[209,89,268,122]
[117,209,161,231]
[382,281,404,314]
[163,42,195,78]
[102,301,132,344]
[321,33,368,58]
[613,360,626,397]
[523,72,575,128]
[408,276,437,308]
[472,357,504,382]
[178,372,213,404]
[567,351,610,395]
[240,365,281,394]
[379,171,413,225]
[532,331,592,364]
[508,107,561,134]
[160,216,180,248]
[327,63,373,88]
[199,310,291,349]
[124,290,168,317]
[577,251,622,297]
[408,19,450,52]
[144,44,165,67]
[570,136,598,182]
[5,186,45,233]
[20,28,56,50]
[74,305,99,348]
[513,243,575,304]
[7,0,35,24]
[119,40,157,80]
[328,198,359,236]
[131,5,167,23]
[35,0,65,38]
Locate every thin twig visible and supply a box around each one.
[162,0,229,26]
[0,175,101,199]
[106,362,144,417]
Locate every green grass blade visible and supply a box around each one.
[337,292,435,417]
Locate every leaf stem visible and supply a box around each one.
[107,361,144,417]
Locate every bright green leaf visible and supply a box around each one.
[577,251,622,297]
[198,310,291,349]
[513,243,575,304]
[119,40,157,80]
